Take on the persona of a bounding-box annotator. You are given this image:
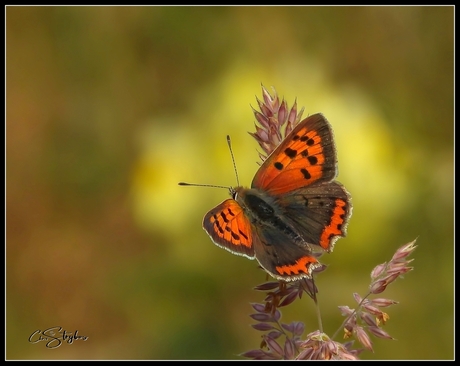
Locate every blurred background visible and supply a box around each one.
[6,6,453,360]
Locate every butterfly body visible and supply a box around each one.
[234,187,311,251]
[202,113,352,282]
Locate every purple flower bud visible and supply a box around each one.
[251,86,305,162]
[264,336,284,357]
[353,292,363,304]
[382,272,401,285]
[293,321,305,336]
[355,326,373,352]
[251,303,266,313]
[370,298,399,307]
[250,313,274,322]
[284,339,296,359]
[279,290,299,307]
[339,352,360,360]
[253,282,280,291]
[360,312,378,327]
[296,347,314,360]
[240,349,267,359]
[391,240,417,262]
[369,279,388,294]
[253,108,269,128]
[370,262,387,279]
[252,322,275,331]
[368,326,394,340]
[258,97,274,117]
[338,305,354,316]
[278,100,288,126]
[362,303,384,317]
[387,264,413,276]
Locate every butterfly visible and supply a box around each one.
[185,113,352,282]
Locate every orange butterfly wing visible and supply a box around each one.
[252,113,338,194]
[202,198,255,259]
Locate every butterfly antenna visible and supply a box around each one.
[178,135,239,190]
[178,182,231,189]
[227,135,240,186]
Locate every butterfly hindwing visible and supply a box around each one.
[203,199,255,259]
[276,181,352,252]
[251,222,322,281]
[252,113,338,195]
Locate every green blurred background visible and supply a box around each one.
[6,6,453,360]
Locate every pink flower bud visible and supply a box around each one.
[370,262,387,279]
[368,326,394,340]
[355,326,373,352]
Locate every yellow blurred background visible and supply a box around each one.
[6,6,453,360]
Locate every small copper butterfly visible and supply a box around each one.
[182,113,352,282]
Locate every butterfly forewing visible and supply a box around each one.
[252,114,338,195]
[203,199,255,259]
